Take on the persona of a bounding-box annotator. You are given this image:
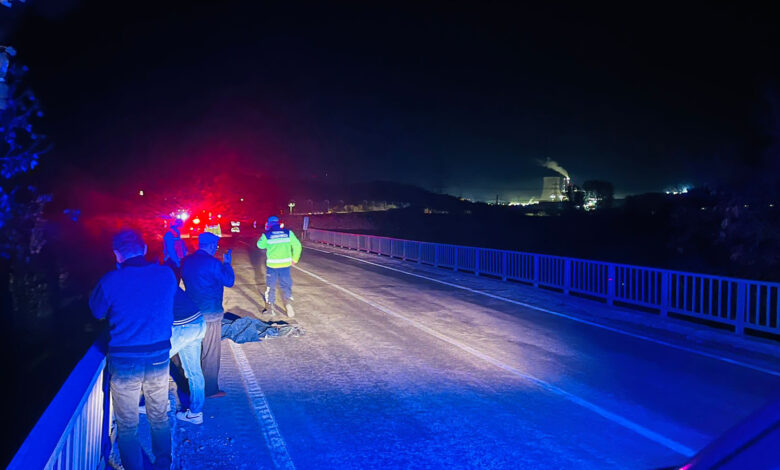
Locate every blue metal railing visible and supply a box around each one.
[308,228,780,337]
[9,342,112,470]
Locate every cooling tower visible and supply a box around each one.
[541,176,563,201]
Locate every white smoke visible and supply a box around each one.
[538,157,569,179]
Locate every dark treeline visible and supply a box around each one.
[305,187,780,282]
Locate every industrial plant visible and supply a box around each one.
[536,158,603,210]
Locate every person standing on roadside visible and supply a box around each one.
[257,216,302,317]
[90,229,176,470]
[163,218,187,283]
[169,287,206,424]
[181,232,234,398]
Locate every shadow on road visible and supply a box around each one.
[246,243,266,286]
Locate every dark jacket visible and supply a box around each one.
[163,227,187,265]
[173,287,202,326]
[89,256,176,360]
[181,249,235,322]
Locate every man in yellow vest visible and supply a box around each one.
[257,216,302,317]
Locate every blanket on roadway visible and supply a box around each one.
[221,312,304,344]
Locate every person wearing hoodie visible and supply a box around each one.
[181,232,234,398]
[90,229,176,470]
[257,216,302,317]
[169,287,206,424]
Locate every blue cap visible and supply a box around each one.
[198,232,220,245]
[267,216,280,225]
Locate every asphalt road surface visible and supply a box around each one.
[173,242,780,469]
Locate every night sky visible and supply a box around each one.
[3,1,779,200]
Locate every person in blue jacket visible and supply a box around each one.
[181,232,234,398]
[162,218,187,283]
[90,229,176,470]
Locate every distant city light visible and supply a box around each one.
[139,190,144,196]
[240,198,244,202]
[192,218,200,225]
[178,212,189,221]
[665,185,691,196]
[217,214,222,218]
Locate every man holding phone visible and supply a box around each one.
[90,229,176,470]
[181,232,234,398]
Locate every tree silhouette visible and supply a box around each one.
[1,59,51,261]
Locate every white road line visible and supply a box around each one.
[228,342,296,470]
[294,264,697,457]
[307,245,780,378]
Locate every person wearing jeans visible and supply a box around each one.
[264,265,294,314]
[90,230,176,470]
[170,288,206,423]
[257,216,302,317]
[108,356,171,470]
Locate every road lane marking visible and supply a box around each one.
[294,264,697,457]
[307,245,780,378]
[228,341,296,470]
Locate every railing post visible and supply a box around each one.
[101,365,112,464]
[475,249,480,276]
[402,241,407,261]
[533,255,539,287]
[607,264,616,305]
[454,247,459,272]
[735,282,746,335]
[501,251,507,281]
[563,258,571,294]
[417,243,422,264]
[434,244,439,268]
[660,271,670,318]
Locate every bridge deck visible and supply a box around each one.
[167,242,780,469]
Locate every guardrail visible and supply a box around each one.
[307,228,780,338]
[9,342,113,470]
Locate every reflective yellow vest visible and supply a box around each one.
[257,228,302,268]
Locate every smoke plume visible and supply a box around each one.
[538,158,569,178]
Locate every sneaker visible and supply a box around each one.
[266,304,277,316]
[285,303,295,317]
[176,410,203,424]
